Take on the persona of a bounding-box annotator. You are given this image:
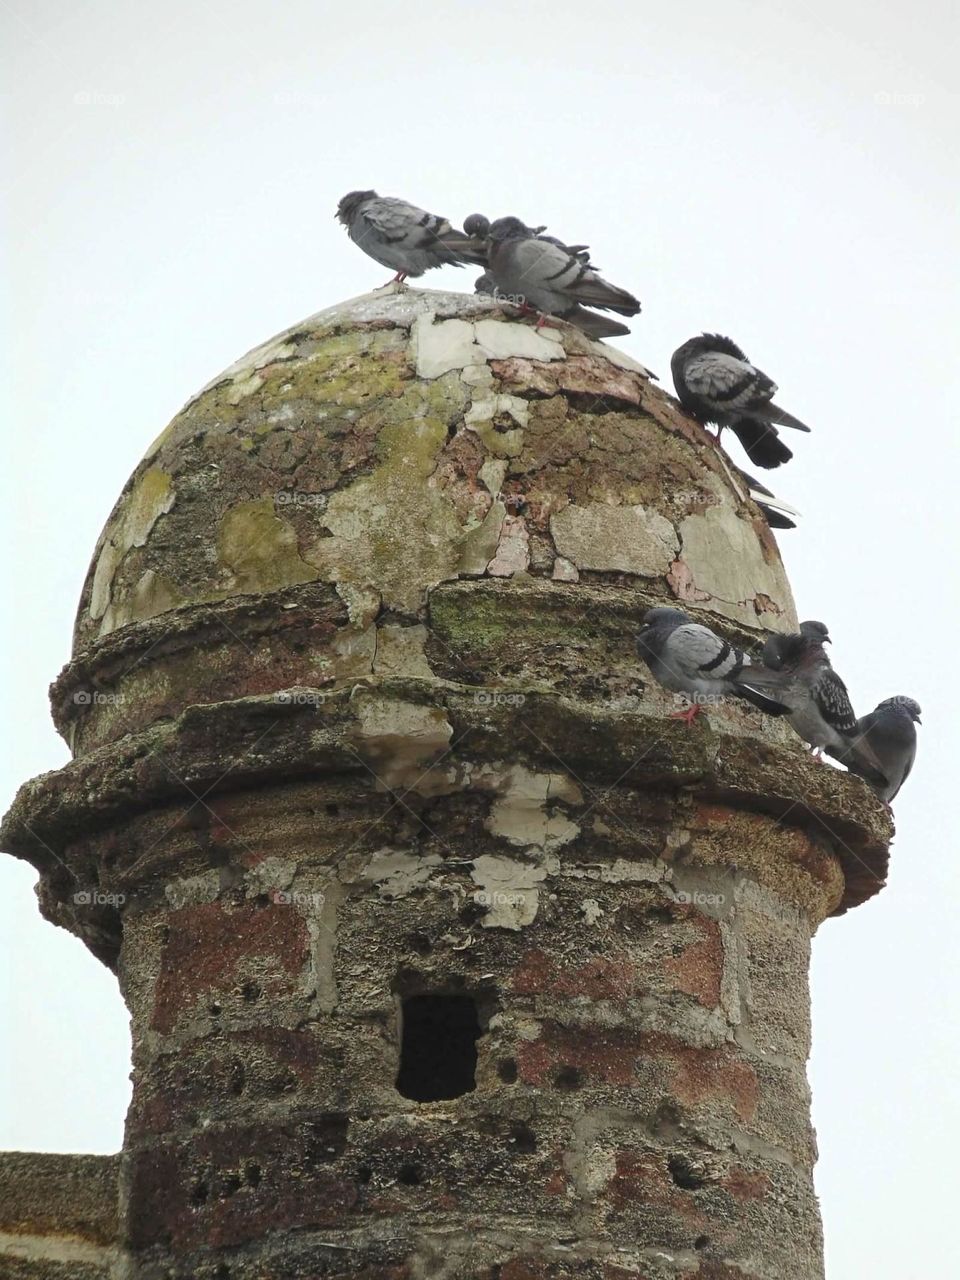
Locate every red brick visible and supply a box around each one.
[666,913,723,1008]
[516,1024,643,1088]
[512,948,640,1000]
[152,902,309,1033]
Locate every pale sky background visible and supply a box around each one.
[1,2,958,1275]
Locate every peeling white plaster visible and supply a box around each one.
[373,624,434,679]
[677,504,796,627]
[361,848,443,898]
[478,458,508,495]
[227,373,265,405]
[336,582,381,628]
[350,697,454,794]
[413,315,479,379]
[487,515,530,577]
[470,853,558,930]
[561,859,667,884]
[413,312,565,382]
[90,469,176,625]
[552,556,579,582]
[472,763,583,851]
[581,898,604,925]
[474,318,564,361]
[465,392,530,430]
[551,503,679,576]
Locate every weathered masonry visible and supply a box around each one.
[1,288,891,1279]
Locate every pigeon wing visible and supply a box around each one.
[507,238,639,315]
[813,668,857,735]
[684,352,774,409]
[666,623,746,682]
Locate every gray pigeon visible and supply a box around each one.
[747,622,888,786]
[466,214,623,336]
[762,619,830,669]
[463,213,593,263]
[830,695,921,803]
[671,334,811,469]
[636,607,792,723]
[485,216,640,338]
[336,190,484,284]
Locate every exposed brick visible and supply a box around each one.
[125,1115,354,1249]
[129,1026,337,1133]
[151,902,310,1033]
[511,948,640,1000]
[665,912,724,1008]
[516,1024,644,1088]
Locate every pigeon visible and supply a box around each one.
[737,468,800,530]
[830,696,921,803]
[485,216,640,339]
[336,190,484,284]
[463,213,593,263]
[636,607,792,724]
[762,619,830,669]
[746,622,888,786]
[671,334,811,469]
[466,214,621,335]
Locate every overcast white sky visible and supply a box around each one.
[2,1,958,1275]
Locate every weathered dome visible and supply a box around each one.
[1,288,892,1279]
[56,287,798,757]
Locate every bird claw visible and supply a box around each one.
[669,705,703,725]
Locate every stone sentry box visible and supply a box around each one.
[1,288,891,1280]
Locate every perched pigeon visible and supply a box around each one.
[747,622,888,786]
[636,607,792,724]
[830,696,921,803]
[737,468,800,530]
[467,214,619,334]
[463,213,593,263]
[485,216,640,339]
[671,334,811,469]
[336,190,484,284]
[762,619,831,669]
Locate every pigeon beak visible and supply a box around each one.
[915,714,922,724]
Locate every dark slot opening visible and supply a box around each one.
[396,994,480,1102]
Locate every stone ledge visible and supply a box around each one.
[1,682,892,945]
[0,1152,119,1244]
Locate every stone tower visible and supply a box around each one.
[1,289,891,1280]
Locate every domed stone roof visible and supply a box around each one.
[56,287,797,757]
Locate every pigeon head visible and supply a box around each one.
[463,213,491,238]
[336,190,377,224]
[878,695,922,723]
[673,333,749,369]
[488,216,535,244]
[799,620,831,644]
[638,607,691,634]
